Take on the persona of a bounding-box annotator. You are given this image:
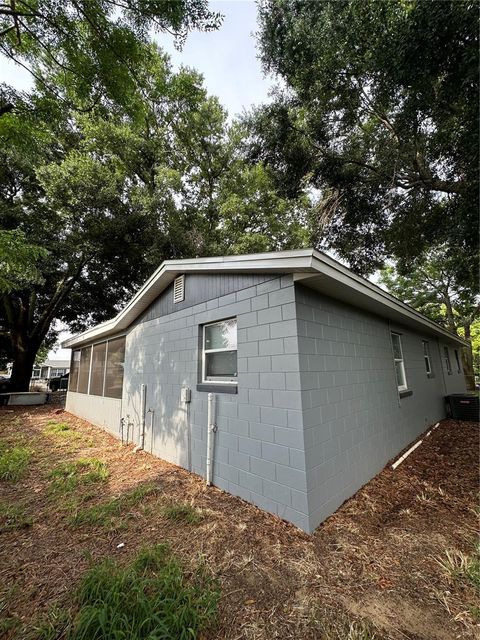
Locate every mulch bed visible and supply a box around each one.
[0,406,478,639]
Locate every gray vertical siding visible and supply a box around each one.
[295,284,466,532]
[135,273,275,325]
[122,273,310,531]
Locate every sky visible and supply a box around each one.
[0,0,275,360]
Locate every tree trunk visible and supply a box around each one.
[9,331,38,392]
[461,325,476,391]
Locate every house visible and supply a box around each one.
[31,359,70,381]
[62,249,467,533]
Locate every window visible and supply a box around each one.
[68,337,125,398]
[454,349,462,374]
[202,318,237,384]
[77,347,92,394]
[391,332,407,391]
[104,337,125,399]
[69,351,80,391]
[32,367,41,379]
[443,346,452,374]
[90,342,107,396]
[50,368,65,378]
[173,275,185,303]
[422,341,432,375]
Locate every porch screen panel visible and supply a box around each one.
[77,346,92,394]
[104,337,125,399]
[90,342,107,396]
[69,351,80,391]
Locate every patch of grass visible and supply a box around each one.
[0,616,19,635]
[70,482,157,528]
[43,420,94,448]
[73,544,219,640]
[436,546,480,590]
[49,459,109,495]
[44,420,72,434]
[162,502,203,524]
[0,501,32,532]
[33,545,219,640]
[0,442,31,481]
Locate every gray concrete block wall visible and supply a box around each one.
[122,273,310,531]
[295,284,466,532]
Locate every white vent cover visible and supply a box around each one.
[173,275,185,303]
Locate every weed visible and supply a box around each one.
[0,616,19,634]
[29,605,71,640]
[70,482,157,528]
[49,459,109,495]
[162,502,202,524]
[44,420,71,434]
[72,544,219,639]
[0,501,32,532]
[435,546,480,590]
[43,421,94,448]
[0,442,31,481]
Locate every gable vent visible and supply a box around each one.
[173,275,185,303]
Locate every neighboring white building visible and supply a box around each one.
[31,360,70,380]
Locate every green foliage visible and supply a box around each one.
[0,1,222,113]
[0,43,311,390]
[70,482,157,528]
[47,544,220,640]
[253,0,479,281]
[162,502,202,524]
[0,229,48,293]
[0,501,32,532]
[0,441,31,481]
[49,459,109,495]
[379,247,479,382]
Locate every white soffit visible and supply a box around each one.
[62,249,466,349]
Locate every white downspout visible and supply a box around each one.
[139,383,146,450]
[206,393,216,486]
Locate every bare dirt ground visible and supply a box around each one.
[0,405,478,640]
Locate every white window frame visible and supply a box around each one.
[391,332,408,392]
[422,340,432,375]
[31,367,41,379]
[454,349,462,374]
[202,318,238,385]
[443,346,452,375]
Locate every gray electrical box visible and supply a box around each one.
[181,387,191,403]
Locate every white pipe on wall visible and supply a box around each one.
[139,384,146,450]
[206,393,216,486]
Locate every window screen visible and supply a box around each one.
[77,347,92,394]
[90,342,107,396]
[69,350,80,391]
[104,337,125,399]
